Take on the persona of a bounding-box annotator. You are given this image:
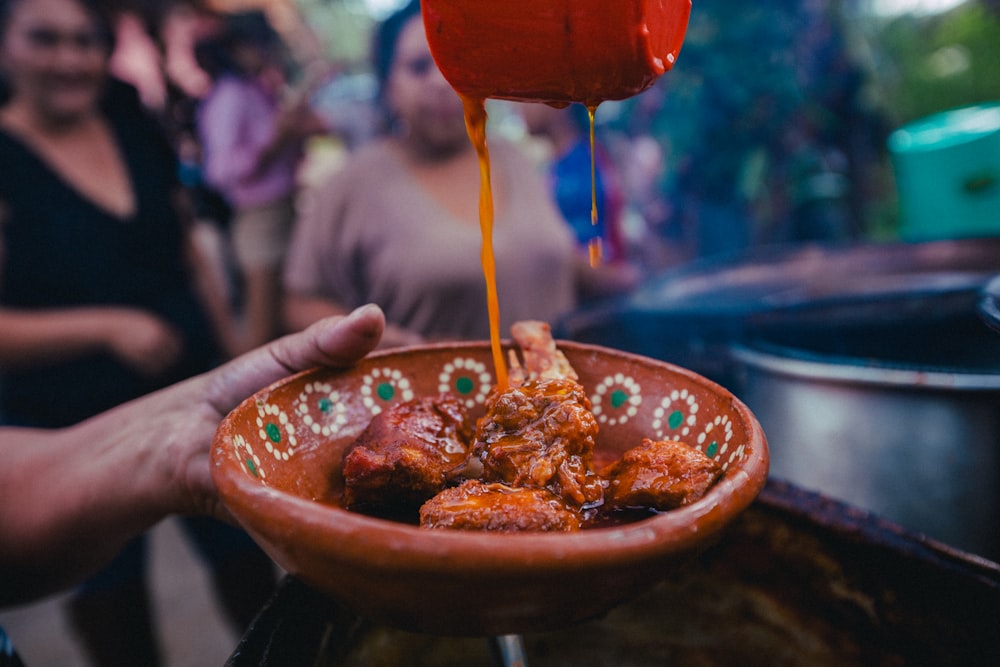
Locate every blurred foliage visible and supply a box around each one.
[595,0,999,252]
[296,0,378,66]
[599,0,888,252]
[872,1,1000,124]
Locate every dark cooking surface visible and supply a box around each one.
[747,313,1000,374]
[629,239,1000,317]
[227,480,1000,667]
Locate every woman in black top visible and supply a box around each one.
[0,0,273,663]
[0,77,221,425]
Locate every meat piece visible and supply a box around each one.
[420,480,582,532]
[342,394,473,511]
[508,320,578,384]
[473,377,604,508]
[602,439,723,510]
[473,320,604,508]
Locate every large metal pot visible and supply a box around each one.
[560,240,1000,559]
[558,238,1000,387]
[730,315,1000,561]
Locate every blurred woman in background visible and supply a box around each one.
[283,0,578,345]
[0,0,273,663]
[197,10,325,353]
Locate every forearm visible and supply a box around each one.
[0,306,386,605]
[0,368,230,606]
[252,132,293,177]
[0,412,171,604]
[185,227,240,358]
[0,308,117,369]
[251,104,329,180]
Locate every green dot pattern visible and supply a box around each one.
[610,389,629,409]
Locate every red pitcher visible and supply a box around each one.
[421,0,692,106]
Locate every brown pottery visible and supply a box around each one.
[211,341,769,636]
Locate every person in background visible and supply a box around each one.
[0,0,271,663]
[283,0,578,345]
[0,306,386,667]
[522,102,641,302]
[197,10,326,353]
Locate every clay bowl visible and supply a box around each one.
[211,341,769,636]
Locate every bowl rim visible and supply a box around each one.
[211,340,770,573]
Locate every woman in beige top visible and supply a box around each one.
[283,0,577,346]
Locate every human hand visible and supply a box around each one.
[151,304,385,519]
[576,258,643,300]
[276,100,328,142]
[101,308,185,377]
[0,306,383,603]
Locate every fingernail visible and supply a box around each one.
[348,303,382,321]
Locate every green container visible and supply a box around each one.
[888,102,1000,240]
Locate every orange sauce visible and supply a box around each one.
[459,97,606,390]
[587,104,602,268]
[460,94,508,391]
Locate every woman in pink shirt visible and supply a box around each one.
[197,11,324,352]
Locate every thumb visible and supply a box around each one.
[205,304,385,414]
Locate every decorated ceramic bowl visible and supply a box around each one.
[211,341,768,636]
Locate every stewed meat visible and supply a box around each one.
[602,438,722,510]
[420,479,581,532]
[342,394,473,511]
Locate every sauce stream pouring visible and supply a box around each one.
[422,0,692,389]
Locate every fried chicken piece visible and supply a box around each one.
[602,438,723,510]
[472,321,604,509]
[342,394,473,511]
[419,480,582,532]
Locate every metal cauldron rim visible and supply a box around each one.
[730,342,1000,391]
